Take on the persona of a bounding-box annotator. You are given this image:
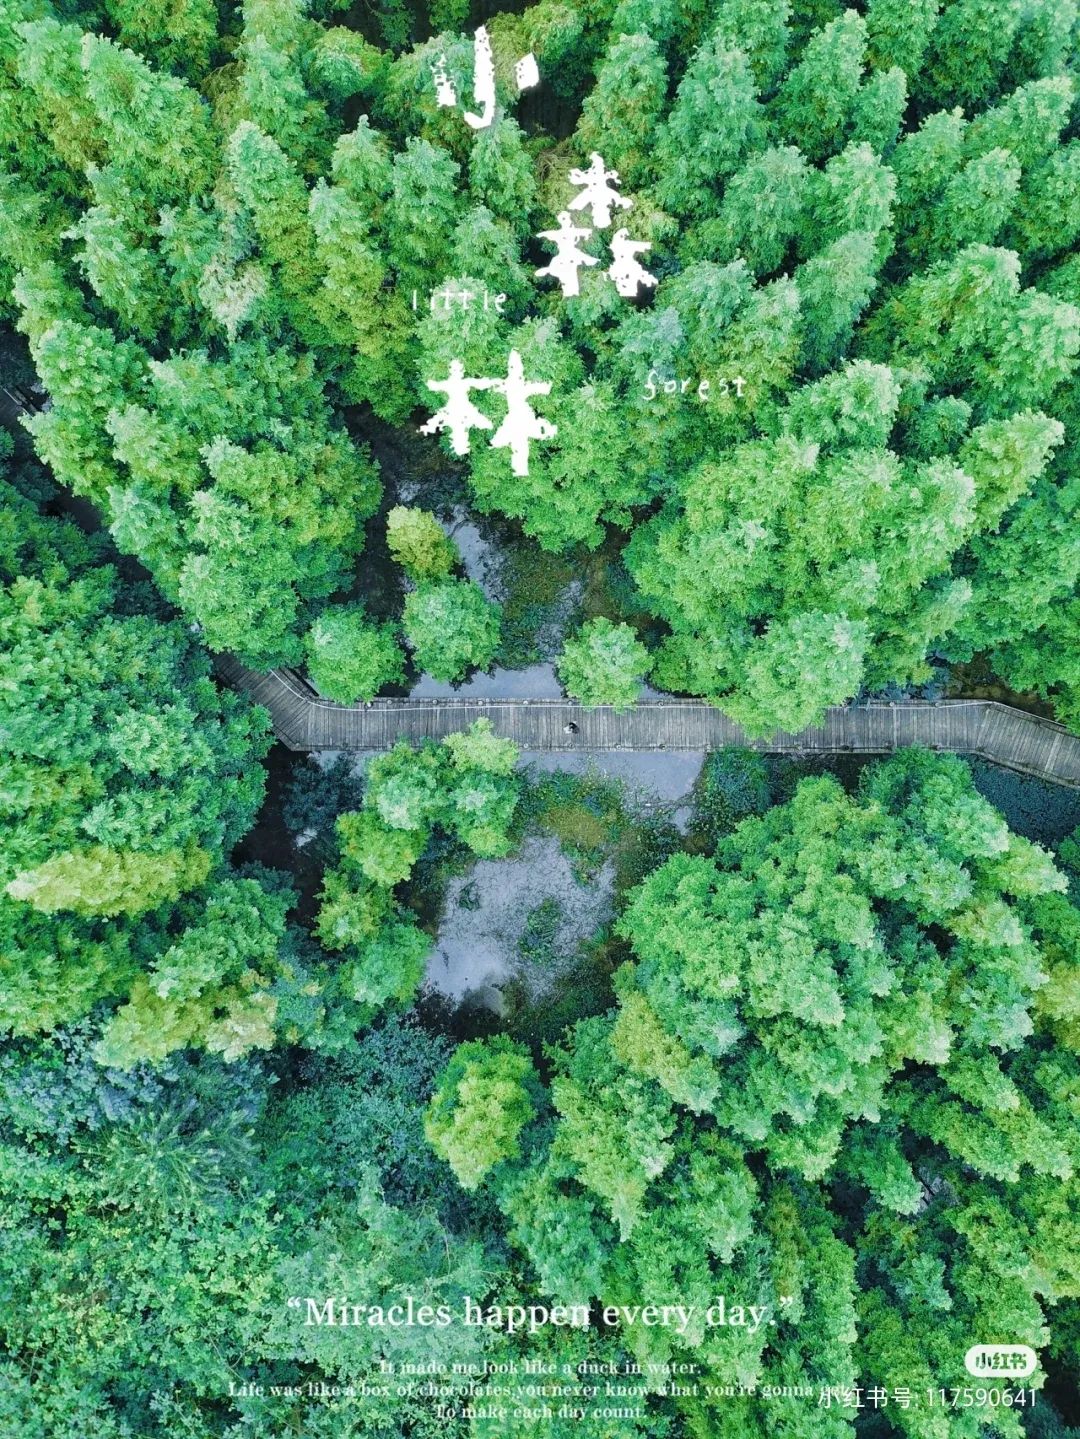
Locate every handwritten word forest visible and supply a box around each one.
[3,0,1080,1438]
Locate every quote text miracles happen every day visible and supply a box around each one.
[287,1295,794,1337]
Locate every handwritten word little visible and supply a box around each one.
[412,286,507,314]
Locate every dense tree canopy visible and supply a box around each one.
[0,468,446,1068]
[0,0,1076,720]
[557,616,653,710]
[429,751,1080,1437]
[0,463,284,1055]
[3,0,1080,1434]
[0,1020,504,1438]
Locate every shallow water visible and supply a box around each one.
[409,664,681,705]
[520,750,705,805]
[447,512,501,600]
[409,661,563,699]
[306,742,1080,1013]
[424,835,614,1004]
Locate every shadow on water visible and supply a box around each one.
[772,752,1080,848]
[232,743,330,927]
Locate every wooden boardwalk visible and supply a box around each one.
[0,385,37,437]
[214,657,1080,788]
[6,380,1078,789]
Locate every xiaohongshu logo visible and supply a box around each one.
[964,1345,1038,1379]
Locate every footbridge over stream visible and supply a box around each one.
[215,657,1080,788]
[5,381,1078,789]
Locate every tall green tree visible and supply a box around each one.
[625,363,1014,733]
[302,605,405,702]
[430,751,1080,1434]
[403,578,501,682]
[0,472,297,1062]
[656,34,763,217]
[557,617,653,710]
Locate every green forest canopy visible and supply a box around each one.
[4,674,1080,1435]
[4,457,1080,1438]
[1,0,1079,726]
[3,0,1080,1436]
[428,750,1080,1438]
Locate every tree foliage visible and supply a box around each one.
[303,604,406,702]
[432,752,1080,1434]
[4,0,1080,1430]
[557,616,652,710]
[1,0,1077,722]
[0,472,393,1068]
[402,577,501,682]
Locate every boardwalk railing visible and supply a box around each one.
[6,378,1076,791]
[214,657,1080,789]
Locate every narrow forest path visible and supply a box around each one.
[215,657,1080,787]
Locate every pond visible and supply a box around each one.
[306,744,699,1008]
[425,834,614,1009]
[298,744,1079,1014]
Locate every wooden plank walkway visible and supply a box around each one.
[0,385,36,436]
[214,657,1080,788]
[7,378,1077,791]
